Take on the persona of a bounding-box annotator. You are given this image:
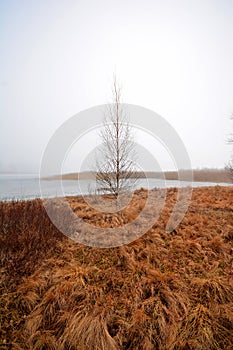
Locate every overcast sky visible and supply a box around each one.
[1,0,233,173]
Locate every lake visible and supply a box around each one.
[0,173,232,201]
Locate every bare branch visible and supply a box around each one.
[95,76,138,197]
[226,114,233,182]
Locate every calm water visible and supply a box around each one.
[0,173,231,202]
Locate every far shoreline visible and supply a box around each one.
[43,168,232,184]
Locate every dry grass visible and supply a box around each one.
[0,186,233,349]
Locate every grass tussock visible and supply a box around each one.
[0,186,233,349]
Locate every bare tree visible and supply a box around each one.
[95,76,138,199]
[226,115,233,181]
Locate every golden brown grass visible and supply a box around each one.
[0,186,233,349]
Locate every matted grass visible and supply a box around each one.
[0,186,233,349]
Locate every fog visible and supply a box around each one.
[1,0,233,174]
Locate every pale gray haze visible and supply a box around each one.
[1,0,233,174]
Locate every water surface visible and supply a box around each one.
[0,173,231,201]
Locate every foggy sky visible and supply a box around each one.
[1,0,233,174]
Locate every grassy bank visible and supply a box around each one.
[0,187,233,349]
[45,168,232,183]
